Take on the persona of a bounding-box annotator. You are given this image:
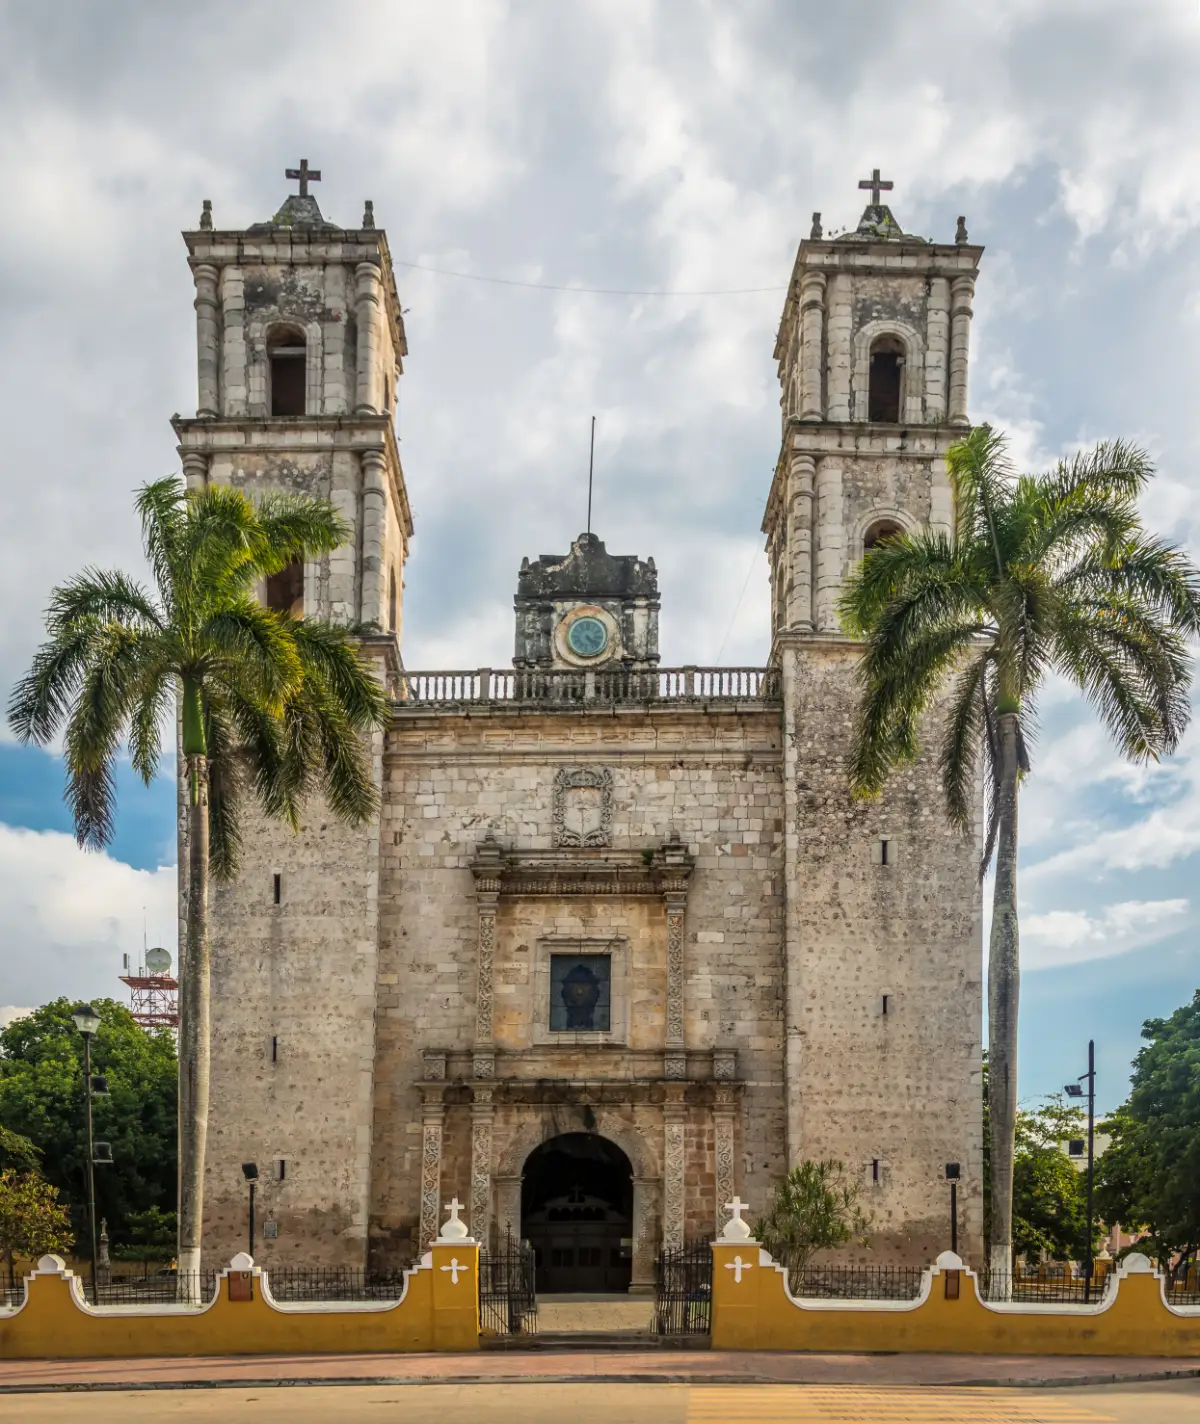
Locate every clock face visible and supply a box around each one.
[566,615,609,658]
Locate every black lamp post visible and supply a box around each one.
[70,1003,106,1304]
[241,1163,259,1258]
[945,1163,961,1256]
[1065,1039,1097,1303]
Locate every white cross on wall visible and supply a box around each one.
[441,1257,465,1285]
[725,1254,753,1284]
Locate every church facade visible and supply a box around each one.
[177,172,985,1287]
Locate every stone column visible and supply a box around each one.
[469,1085,495,1246]
[786,454,816,630]
[814,456,844,632]
[180,452,208,493]
[494,1174,522,1243]
[713,1087,736,1238]
[825,275,853,421]
[192,264,220,418]
[664,883,687,1080]
[355,261,383,415]
[798,270,826,420]
[418,1094,445,1251]
[925,276,950,423]
[662,1092,687,1250]
[359,450,388,629]
[631,1176,660,1294]
[219,267,247,418]
[948,276,976,427]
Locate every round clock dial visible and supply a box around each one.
[566,615,609,658]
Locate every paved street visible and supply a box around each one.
[2,1382,1199,1422]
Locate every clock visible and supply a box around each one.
[565,615,609,658]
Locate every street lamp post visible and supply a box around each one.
[1065,1039,1097,1303]
[241,1163,259,1258]
[945,1163,961,1256]
[70,1004,103,1304]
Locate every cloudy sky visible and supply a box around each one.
[1,0,1198,1110]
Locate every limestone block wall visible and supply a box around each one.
[368,706,786,1265]
[779,640,984,1265]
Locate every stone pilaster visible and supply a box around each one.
[662,1091,686,1250]
[181,452,208,493]
[354,261,383,415]
[814,456,844,632]
[925,276,950,422]
[713,1086,736,1238]
[359,450,388,629]
[664,886,687,1080]
[218,266,246,417]
[798,271,826,420]
[826,274,853,421]
[948,275,975,427]
[192,264,220,418]
[631,1175,660,1294]
[469,1085,494,1246]
[786,453,816,630]
[418,1092,445,1251]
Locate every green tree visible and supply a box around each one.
[1096,992,1200,1272]
[7,480,389,1279]
[0,1168,74,1286]
[755,1159,874,1277]
[838,426,1200,1276]
[1011,1096,1090,1263]
[0,999,176,1248]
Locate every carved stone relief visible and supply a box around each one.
[553,767,613,848]
[714,1107,736,1237]
[470,1089,494,1245]
[474,907,496,1044]
[662,1111,686,1250]
[418,1111,444,1250]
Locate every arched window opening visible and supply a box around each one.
[388,569,398,634]
[868,335,905,423]
[268,326,307,417]
[863,519,904,554]
[265,561,304,617]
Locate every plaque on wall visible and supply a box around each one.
[553,767,613,848]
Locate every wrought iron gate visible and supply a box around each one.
[479,1232,538,1336]
[654,1243,712,1336]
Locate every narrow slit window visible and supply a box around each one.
[880,839,889,866]
[271,1036,278,1063]
[881,994,890,1016]
[872,1159,881,1183]
[272,873,281,905]
[277,1159,286,1182]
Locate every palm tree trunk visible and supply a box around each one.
[987,710,1021,1288]
[177,751,210,1295]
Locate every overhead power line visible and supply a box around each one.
[394,258,786,297]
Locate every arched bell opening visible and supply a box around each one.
[521,1132,633,1294]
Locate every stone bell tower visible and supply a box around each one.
[763,173,986,1262]
[174,162,412,640]
[181,167,410,1269]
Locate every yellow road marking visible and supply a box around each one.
[685,1386,1114,1423]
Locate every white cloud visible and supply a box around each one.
[1021,897,1190,970]
[0,825,176,1009]
[0,1006,32,1029]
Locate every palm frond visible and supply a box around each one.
[136,478,188,619]
[939,650,991,830]
[203,695,245,880]
[253,492,352,575]
[944,424,1017,575]
[8,616,102,745]
[61,627,144,849]
[1057,534,1200,638]
[46,569,164,634]
[201,600,304,708]
[289,620,389,731]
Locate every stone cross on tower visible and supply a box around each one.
[285,159,321,197]
[858,167,894,207]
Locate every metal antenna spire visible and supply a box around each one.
[586,416,596,536]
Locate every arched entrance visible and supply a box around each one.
[521,1133,633,1293]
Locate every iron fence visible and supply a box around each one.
[787,1264,926,1301]
[978,1271,1116,1304]
[479,1235,538,1336]
[654,1243,711,1336]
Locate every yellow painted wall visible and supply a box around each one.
[712,1244,1200,1357]
[0,1244,479,1360]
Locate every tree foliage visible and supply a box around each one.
[755,1160,874,1275]
[1011,1096,1091,1262]
[0,1169,73,1274]
[1096,991,1200,1269]
[0,999,176,1250]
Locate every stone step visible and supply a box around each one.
[482,1330,710,1351]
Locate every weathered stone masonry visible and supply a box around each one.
[189,176,985,1277]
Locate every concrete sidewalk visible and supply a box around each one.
[1,1350,1199,1394]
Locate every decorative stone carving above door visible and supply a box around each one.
[553,767,613,847]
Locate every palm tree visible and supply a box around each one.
[8,479,389,1283]
[837,425,1200,1280]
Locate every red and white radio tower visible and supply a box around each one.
[119,946,179,1035]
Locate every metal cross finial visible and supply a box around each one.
[858,168,894,207]
[285,159,322,197]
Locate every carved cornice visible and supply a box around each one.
[469,834,694,899]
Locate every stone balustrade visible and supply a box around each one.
[394,666,780,709]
